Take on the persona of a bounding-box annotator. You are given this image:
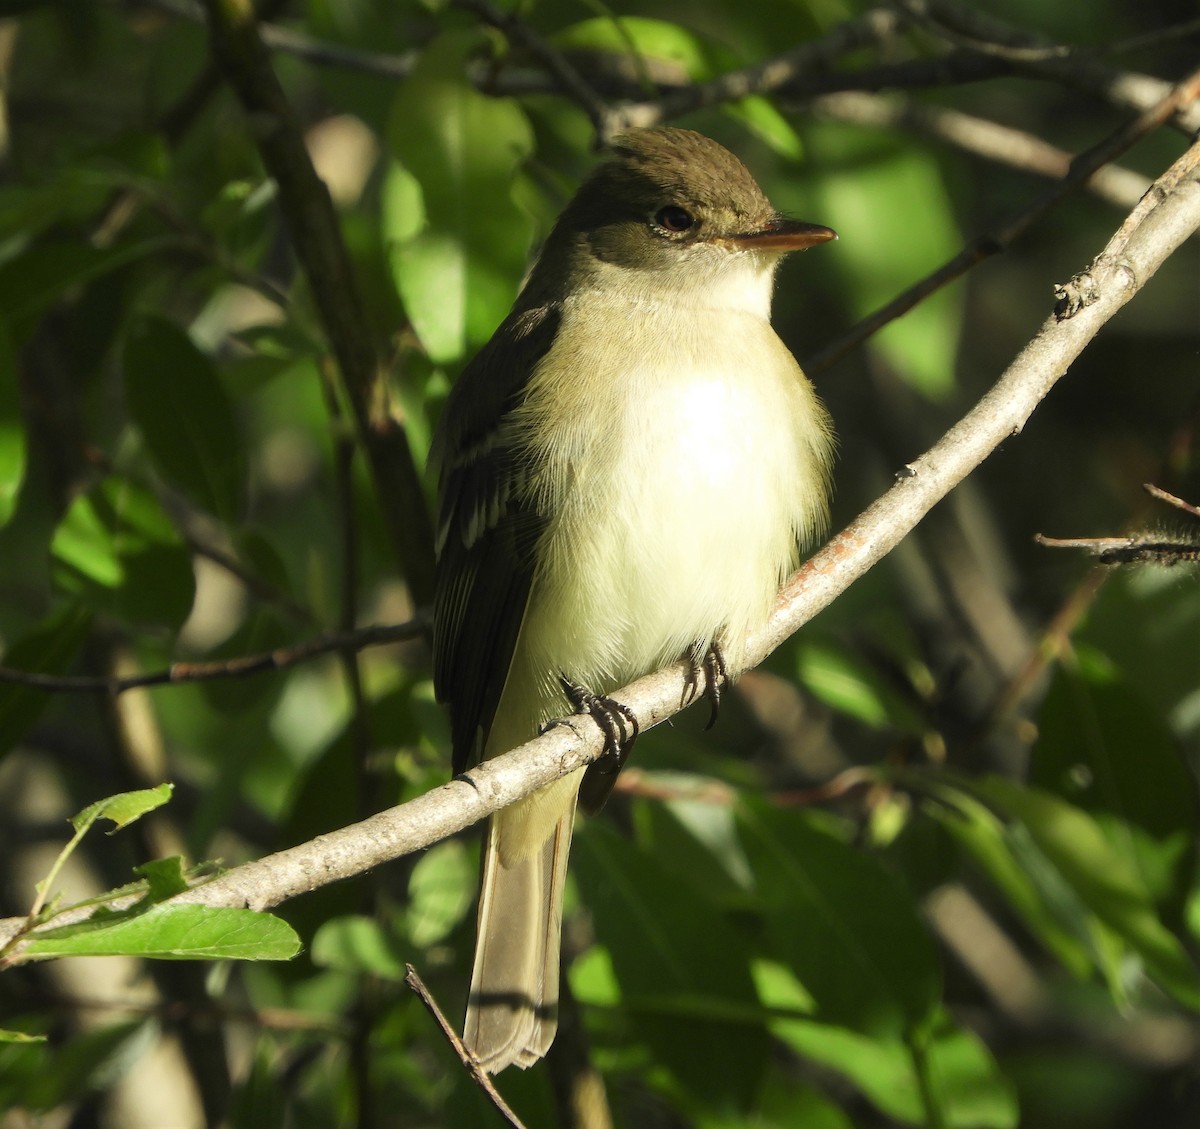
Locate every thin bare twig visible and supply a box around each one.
[896,0,1073,63]
[452,0,612,141]
[614,765,880,809]
[1033,482,1200,566]
[985,463,1200,729]
[609,7,907,132]
[1145,483,1200,520]
[1033,533,1200,564]
[183,533,316,626]
[0,621,425,695]
[1103,17,1200,58]
[405,964,529,1129]
[898,0,1200,134]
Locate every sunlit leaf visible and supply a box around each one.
[760,963,1016,1129]
[795,639,897,728]
[385,34,534,363]
[133,857,190,902]
[0,1029,46,1044]
[554,16,711,80]
[979,778,1200,1009]
[71,783,174,835]
[726,97,804,160]
[0,322,23,529]
[21,904,300,961]
[312,915,408,981]
[1031,654,1198,921]
[50,476,195,627]
[803,124,962,398]
[573,821,770,1108]
[28,784,176,917]
[406,839,474,947]
[921,779,1095,979]
[739,801,941,1037]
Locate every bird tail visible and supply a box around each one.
[463,788,578,1072]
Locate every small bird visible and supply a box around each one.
[431,127,836,1072]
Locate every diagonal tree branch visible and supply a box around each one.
[2,131,1197,952]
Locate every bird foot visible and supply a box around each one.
[559,675,640,814]
[685,640,729,730]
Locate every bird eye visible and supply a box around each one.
[654,205,695,234]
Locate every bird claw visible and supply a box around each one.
[686,641,729,730]
[559,675,639,764]
[561,675,640,814]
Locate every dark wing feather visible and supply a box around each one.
[431,305,560,775]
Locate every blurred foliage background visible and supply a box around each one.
[0,0,1198,1126]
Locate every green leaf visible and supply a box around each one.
[573,821,770,1109]
[1031,656,1198,919]
[0,239,173,335]
[28,784,176,917]
[761,964,1016,1129]
[804,126,962,398]
[51,492,123,588]
[0,1029,46,1043]
[725,1080,855,1129]
[406,839,474,947]
[22,1019,155,1112]
[554,16,712,80]
[133,856,190,901]
[738,801,941,1037]
[921,780,1094,979]
[385,34,535,363]
[1080,569,1200,740]
[0,322,23,529]
[311,915,408,980]
[908,1019,1019,1129]
[21,904,301,961]
[553,17,804,162]
[72,783,174,836]
[0,603,93,760]
[978,778,1200,1008]
[124,316,245,523]
[725,97,804,160]
[51,476,195,626]
[636,781,756,901]
[796,639,895,728]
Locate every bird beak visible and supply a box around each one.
[722,217,838,252]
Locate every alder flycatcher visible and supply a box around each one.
[431,127,836,1072]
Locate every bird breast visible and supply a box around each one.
[509,288,832,709]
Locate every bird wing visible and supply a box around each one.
[431,304,561,776]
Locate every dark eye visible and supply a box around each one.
[654,205,695,233]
